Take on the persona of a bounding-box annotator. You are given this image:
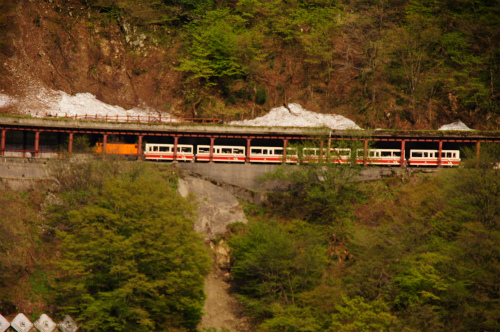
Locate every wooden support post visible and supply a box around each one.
[438,140,443,167]
[34,131,40,157]
[68,133,74,154]
[173,136,178,162]
[1,129,5,156]
[209,137,215,163]
[400,140,406,167]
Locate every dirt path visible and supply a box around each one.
[198,263,251,332]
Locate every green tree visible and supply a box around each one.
[330,296,395,332]
[260,140,364,231]
[229,219,328,318]
[53,167,211,332]
[176,8,249,86]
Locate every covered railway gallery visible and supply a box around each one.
[0,118,497,167]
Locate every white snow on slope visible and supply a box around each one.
[230,103,361,130]
[438,120,472,131]
[0,94,17,108]
[1,90,477,132]
[0,89,176,121]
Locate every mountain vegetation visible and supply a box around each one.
[1,151,500,331]
[0,0,499,128]
[226,152,500,331]
[0,160,211,332]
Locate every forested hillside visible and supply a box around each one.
[0,0,499,129]
[1,152,500,331]
[226,147,500,332]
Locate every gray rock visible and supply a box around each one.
[178,175,247,239]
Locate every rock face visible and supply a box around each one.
[177,174,248,240]
[1,0,182,112]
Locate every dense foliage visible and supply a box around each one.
[75,0,500,128]
[228,158,500,331]
[0,190,47,315]
[48,160,211,332]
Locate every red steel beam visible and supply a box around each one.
[68,133,74,154]
[438,140,443,167]
[363,139,369,167]
[246,138,252,163]
[400,140,406,167]
[173,136,178,161]
[209,137,215,163]
[34,131,40,157]
[137,135,143,159]
[103,134,108,155]
[476,141,481,168]
[1,129,5,156]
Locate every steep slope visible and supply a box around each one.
[0,0,183,113]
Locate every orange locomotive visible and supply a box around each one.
[95,143,138,155]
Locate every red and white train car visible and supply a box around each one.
[196,145,246,162]
[356,149,403,166]
[302,148,351,164]
[249,147,299,163]
[407,149,460,167]
[142,143,461,167]
[144,143,194,161]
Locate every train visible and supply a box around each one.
[96,143,461,167]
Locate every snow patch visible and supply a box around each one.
[10,88,177,121]
[0,94,18,108]
[229,103,361,130]
[438,120,472,131]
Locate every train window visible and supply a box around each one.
[154,146,159,152]
[263,149,268,155]
[199,147,209,153]
[394,151,401,157]
[222,148,231,153]
[381,151,392,157]
[413,152,422,157]
[423,152,428,157]
[447,152,452,158]
[275,149,283,155]
[369,151,375,157]
[181,147,191,152]
[252,149,262,154]
[234,149,244,154]
[160,146,169,152]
